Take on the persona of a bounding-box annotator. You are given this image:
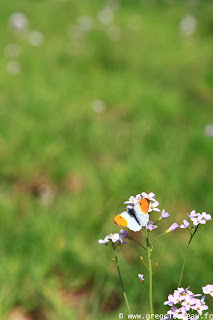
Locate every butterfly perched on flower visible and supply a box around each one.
[113,197,150,232]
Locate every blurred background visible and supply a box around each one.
[0,0,213,319]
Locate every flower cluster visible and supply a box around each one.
[5,12,44,76]
[164,287,208,318]
[124,192,160,213]
[122,192,177,233]
[180,210,212,229]
[98,230,128,245]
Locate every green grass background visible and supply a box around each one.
[0,0,213,319]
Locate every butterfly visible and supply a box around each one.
[113,198,150,232]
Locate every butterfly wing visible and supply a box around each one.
[133,198,150,227]
[113,211,142,232]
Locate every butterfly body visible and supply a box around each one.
[113,198,150,232]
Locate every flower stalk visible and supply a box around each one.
[112,244,132,315]
[146,229,154,314]
[129,236,147,251]
[178,225,198,287]
[99,193,212,316]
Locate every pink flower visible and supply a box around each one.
[191,214,207,226]
[166,223,179,233]
[98,235,110,245]
[138,274,144,282]
[141,192,156,201]
[202,284,213,297]
[180,219,190,229]
[201,212,212,221]
[182,294,197,311]
[164,287,209,318]
[98,233,127,245]
[191,299,208,316]
[146,221,158,231]
[160,209,170,219]
[120,229,129,238]
[149,200,160,213]
[187,210,199,219]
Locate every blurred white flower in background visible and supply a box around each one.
[180,15,197,36]
[9,12,29,34]
[4,43,20,58]
[8,12,44,48]
[92,100,106,113]
[28,30,44,47]
[106,0,120,10]
[204,124,213,137]
[6,61,21,75]
[77,15,94,32]
[98,6,114,25]
[39,186,55,206]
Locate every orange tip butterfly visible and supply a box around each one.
[113,198,150,232]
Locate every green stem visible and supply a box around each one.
[150,232,166,245]
[130,237,147,251]
[113,247,132,315]
[146,229,154,314]
[178,242,190,288]
[178,227,198,287]
[141,258,149,270]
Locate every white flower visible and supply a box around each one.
[28,31,44,47]
[98,235,109,245]
[141,192,156,202]
[191,299,208,316]
[6,61,21,75]
[180,219,190,229]
[182,294,197,311]
[77,15,94,32]
[187,210,199,219]
[167,306,180,318]
[191,214,207,226]
[149,200,160,212]
[160,209,170,219]
[98,6,114,25]
[202,284,213,297]
[201,212,212,221]
[204,124,213,137]
[108,233,121,243]
[92,100,106,113]
[9,12,29,33]
[124,195,141,206]
[138,274,144,282]
[164,292,185,306]
[4,43,20,58]
[180,15,197,36]
[98,233,127,245]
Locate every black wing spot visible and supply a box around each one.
[127,207,140,226]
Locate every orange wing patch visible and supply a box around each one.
[113,214,128,227]
[139,198,150,214]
